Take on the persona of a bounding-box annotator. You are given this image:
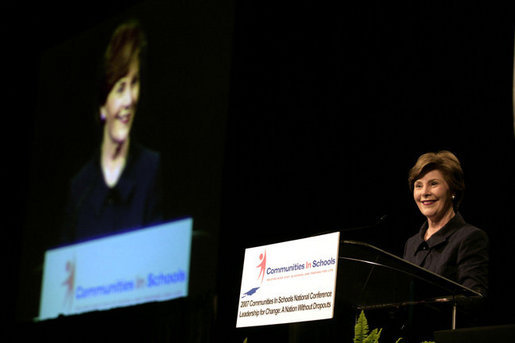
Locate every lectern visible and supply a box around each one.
[337,240,483,331]
[236,236,484,342]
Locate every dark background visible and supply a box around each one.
[3,0,514,341]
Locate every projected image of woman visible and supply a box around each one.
[63,20,163,243]
[403,151,488,295]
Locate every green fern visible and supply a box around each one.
[354,311,369,343]
[354,310,382,343]
[355,310,436,343]
[365,328,382,343]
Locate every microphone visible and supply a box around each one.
[309,215,389,239]
[339,214,389,233]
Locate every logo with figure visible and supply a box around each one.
[62,258,76,310]
[256,250,266,283]
[241,250,266,298]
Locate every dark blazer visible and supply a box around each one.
[404,213,489,295]
[62,143,163,244]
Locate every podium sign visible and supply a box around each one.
[236,232,340,328]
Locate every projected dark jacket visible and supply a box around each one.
[403,213,489,295]
[62,143,163,243]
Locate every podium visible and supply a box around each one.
[336,240,483,333]
[235,236,485,342]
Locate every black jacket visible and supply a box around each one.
[62,143,163,244]
[403,213,489,295]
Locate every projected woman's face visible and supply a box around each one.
[100,58,140,145]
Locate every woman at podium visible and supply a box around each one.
[403,151,488,295]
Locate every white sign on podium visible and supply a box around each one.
[236,232,340,328]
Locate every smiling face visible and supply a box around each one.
[100,57,140,146]
[413,169,455,222]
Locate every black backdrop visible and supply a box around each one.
[217,2,515,341]
[4,1,514,342]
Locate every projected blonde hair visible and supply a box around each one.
[99,20,146,109]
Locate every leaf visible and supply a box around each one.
[364,328,382,343]
[354,310,370,343]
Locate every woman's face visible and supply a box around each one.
[100,58,140,145]
[413,169,454,222]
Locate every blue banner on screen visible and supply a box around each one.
[38,217,193,321]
